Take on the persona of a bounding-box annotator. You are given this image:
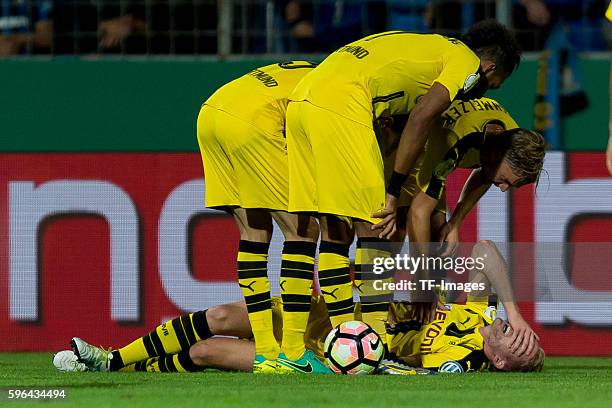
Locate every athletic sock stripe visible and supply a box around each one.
[281,303,311,312]
[246,299,272,313]
[181,315,197,345]
[158,356,169,372]
[360,294,394,303]
[361,302,391,313]
[171,317,190,351]
[142,334,156,357]
[136,361,146,371]
[237,269,268,279]
[173,355,185,372]
[238,240,270,254]
[164,355,178,372]
[150,332,166,356]
[280,269,313,280]
[237,261,268,270]
[318,241,350,257]
[283,241,317,256]
[191,310,212,340]
[109,351,124,371]
[319,275,352,286]
[281,260,314,271]
[325,298,354,311]
[280,294,311,303]
[328,305,355,316]
[245,291,271,305]
[177,350,202,372]
[319,267,350,279]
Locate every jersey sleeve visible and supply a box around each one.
[465,295,497,324]
[434,46,481,101]
[421,348,489,372]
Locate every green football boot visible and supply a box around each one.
[276,350,333,374]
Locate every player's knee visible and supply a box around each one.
[473,240,498,259]
[354,222,379,239]
[189,341,212,366]
[475,240,495,251]
[409,205,431,223]
[206,305,230,331]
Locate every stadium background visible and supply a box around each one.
[1,0,611,358]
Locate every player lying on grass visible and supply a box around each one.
[55,241,543,374]
[197,60,330,374]
[376,97,546,328]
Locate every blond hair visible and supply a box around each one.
[503,129,547,187]
[506,346,546,372]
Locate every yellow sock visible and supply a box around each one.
[238,240,279,360]
[109,310,211,371]
[318,241,354,328]
[280,241,316,360]
[355,238,393,345]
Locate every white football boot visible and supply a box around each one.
[53,350,89,372]
[71,337,111,372]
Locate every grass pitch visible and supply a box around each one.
[1,354,611,408]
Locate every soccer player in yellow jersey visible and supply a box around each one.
[68,61,330,375]
[55,242,544,374]
[376,97,545,350]
[193,60,333,374]
[285,20,521,346]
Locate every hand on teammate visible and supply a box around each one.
[371,193,398,239]
[438,222,460,257]
[508,313,540,357]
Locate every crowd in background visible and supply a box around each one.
[0,0,610,56]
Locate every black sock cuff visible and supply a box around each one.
[239,240,270,254]
[192,310,212,340]
[319,241,350,257]
[283,241,317,257]
[177,350,203,372]
[109,350,125,371]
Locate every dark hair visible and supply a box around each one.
[461,19,521,75]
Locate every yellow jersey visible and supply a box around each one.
[204,61,317,137]
[388,298,496,372]
[290,32,481,128]
[407,97,519,201]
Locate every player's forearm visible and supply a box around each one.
[393,112,433,176]
[448,169,490,226]
[392,83,451,177]
[472,241,515,304]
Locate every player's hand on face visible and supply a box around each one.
[438,222,460,257]
[508,314,540,357]
[371,193,398,239]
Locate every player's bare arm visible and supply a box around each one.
[470,241,539,356]
[438,168,491,256]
